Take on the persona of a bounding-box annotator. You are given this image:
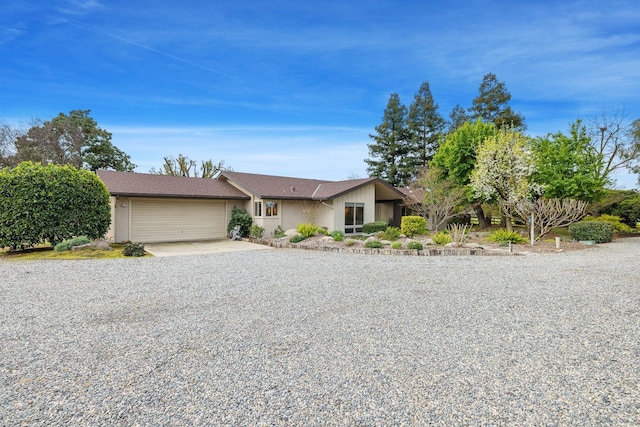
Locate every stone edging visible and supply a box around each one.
[247,238,520,256]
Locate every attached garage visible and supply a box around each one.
[97,170,250,243]
[130,198,227,243]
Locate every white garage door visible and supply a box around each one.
[131,198,227,243]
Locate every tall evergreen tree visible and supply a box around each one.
[407,82,446,169]
[365,93,413,187]
[448,104,470,133]
[468,73,525,130]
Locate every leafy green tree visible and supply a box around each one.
[468,73,525,130]
[598,189,640,226]
[406,82,446,168]
[150,154,226,178]
[431,120,497,227]
[531,120,606,202]
[10,110,135,171]
[0,162,111,250]
[470,127,543,231]
[366,93,414,186]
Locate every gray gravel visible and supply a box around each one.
[1,239,639,426]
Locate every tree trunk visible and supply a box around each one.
[473,204,488,228]
[504,216,513,232]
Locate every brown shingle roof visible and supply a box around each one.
[96,170,250,200]
[220,171,404,200]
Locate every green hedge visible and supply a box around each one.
[362,222,388,234]
[568,221,614,243]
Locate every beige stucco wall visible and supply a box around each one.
[332,184,376,233]
[375,202,395,224]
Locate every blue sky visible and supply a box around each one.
[2,0,639,188]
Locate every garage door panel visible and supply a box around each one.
[131,198,226,242]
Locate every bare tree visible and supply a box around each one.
[588,106,640,181]
[515,198,588,241]
[150,154,226,178]
[402,167,467,231]
[300,201,321,223]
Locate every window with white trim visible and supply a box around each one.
[344,202,364,234]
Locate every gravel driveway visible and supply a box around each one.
[1,238,639,426]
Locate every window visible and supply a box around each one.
[344,202,364,234]
[254,201,262,217]
[265,201,278,217]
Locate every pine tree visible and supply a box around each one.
[365,93,413,187]
[407,81,446,169]
[468,73,525,130]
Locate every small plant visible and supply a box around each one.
[297,223,319,238]
[289,234,306,243]
[448,223,471,245]
[364,240,383,249]
[331,230,344,241]
[227,207,252,237]
[568,221,614,243]
[378,226,401,241]
[487,229,527,244]
[249,225,264,238]
[390,241,402,249]
[54,236,91,252]
[362,222,388,234]
[406,241,423,250]
[123,242,145,257]
[432,231,452,245]
[344,238,357,246]
[401,216,427,237]
[318,226,329,236]
[273,225,286,238]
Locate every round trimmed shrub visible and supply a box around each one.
[390,241,403,249]
[289,234,306,243]
[362,222,388,234]
[568,221,614,243]
[331,230,344,241]
[401,216,427,237]
[487,229,527,244]
[432,231,452,245]
[364,240,383,249]
[406,241,423,250]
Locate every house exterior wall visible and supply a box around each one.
[113,196,131,243]
[375,202,395,225]
[332,184,376,233]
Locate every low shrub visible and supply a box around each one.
[568,221,614,243]
[487,229,527,244]
[364,240,383,249]
[378,226,401,241]
[297,223,319,238]
[401,216,427,237]
[273,225,286,238]
[344,238,357,246]
[249,225,264,238]
[54,236,91,252]
[362,222,388,234]
[123,242,145,257]
[331,230,344,241]
[390,241,402,249]
[289,234,306,243]
[318,226,329,236]
[432,231,452,245]
[582,214,633,233]
[406,241,423,250]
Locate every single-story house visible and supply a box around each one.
[97,170,406,243]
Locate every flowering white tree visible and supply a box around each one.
[470,127,544,231]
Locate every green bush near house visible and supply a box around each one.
[249,225,264,238]
[289,234,306,243]
[406,241,423,250]
[273,225,286,238]
[331,230,344,241]
[297,223,319,238]
[390,241,403,249]
[364,240,383,249]
[487,229,527,244]
[401,216,427,237]
[362,222,388,234]
[227,207,252,237]
[378,226,401,241]
[54,236,91,252]
[568,221,614,243]
[123,242,146,257]
[432,231,452,245]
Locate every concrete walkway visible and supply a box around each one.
[144,239,272,257]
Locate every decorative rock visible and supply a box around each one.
[444,242,460,248]
[463,242,483,249]
[72,241,112,251]
[422,238,435,245]
[364,236,377,243]
[320,236,334,243]
[284,228,298,237]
